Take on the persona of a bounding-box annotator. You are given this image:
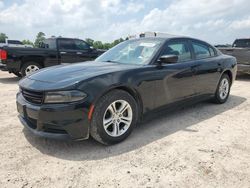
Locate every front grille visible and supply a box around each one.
[21,88,44,104]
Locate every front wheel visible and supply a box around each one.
[90,90,138,145]
[213,74,231,104]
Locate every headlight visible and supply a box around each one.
[44,90,87,103]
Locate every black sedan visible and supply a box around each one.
[17,37,237,145]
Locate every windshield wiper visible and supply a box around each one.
[104,60,119,63]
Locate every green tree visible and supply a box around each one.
[34,32,46,47]
[93,41,103,49]
[111,38,124,48]
[0,33,8,43]
[103,43,112,49]
[85,38,94,46]
[22,40,34,47]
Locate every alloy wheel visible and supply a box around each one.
[103,100,133,137]
[219,78,229,100]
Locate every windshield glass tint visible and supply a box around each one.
[96,39,164,65]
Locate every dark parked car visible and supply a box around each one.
[16,37,237,145]
[0,37,104,77]
[218,38,250,74]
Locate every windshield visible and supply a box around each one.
[96,39,164,65]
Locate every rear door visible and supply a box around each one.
[190,40,222,95]
[152,39,198,108]
[58,39,79,64]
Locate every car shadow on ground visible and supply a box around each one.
[0,76,21,84]
[23,95,246,161]
[236,74,250,81]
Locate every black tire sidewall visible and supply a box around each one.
[215,74,231,104]
[21,62,42,77]
[90,90,138,145]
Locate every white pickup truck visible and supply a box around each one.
[0,39,33,48]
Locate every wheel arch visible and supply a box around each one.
[222,69,233,85]
[21,56,45,68]
[91,85,144,121]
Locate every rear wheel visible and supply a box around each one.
[213,74,231,104]
[21,62,42,77]
[90,90,138,145]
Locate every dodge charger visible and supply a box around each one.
[16,37,237,145]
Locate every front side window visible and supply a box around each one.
[75,40,90,50]
[96,39,164,65]
[161,41,192,62]
[192,42,211,59]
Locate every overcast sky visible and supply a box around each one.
[0,0,250,44]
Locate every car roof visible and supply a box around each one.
[46,37,82,40]
[132,36,208,43]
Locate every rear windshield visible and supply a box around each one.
[43,39,57,49]
[233,39,250,48]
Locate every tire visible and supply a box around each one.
[213,74,231,104]
[21,62,42,77]
[90,90,138,145]
[13,71,22,77]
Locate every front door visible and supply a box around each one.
[74,39,98,62]
[58,39,79,64]
[152,39,198,109]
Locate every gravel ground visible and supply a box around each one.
[0,71,249,188]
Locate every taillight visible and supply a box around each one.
[0,50,7,60]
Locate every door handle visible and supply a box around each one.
[60,52,67,54]
[76,52,83,55]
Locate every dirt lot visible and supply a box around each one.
[0,71,249,188]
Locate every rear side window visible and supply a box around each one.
[161,42,192,62]
[209,47,216,56]
[192,41,211,59]
[58,39,77,50]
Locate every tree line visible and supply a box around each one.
[0,32,126,50]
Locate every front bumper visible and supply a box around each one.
[237,64,250,74]
[16,92,90,140]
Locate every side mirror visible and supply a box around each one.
[159,55,178,64]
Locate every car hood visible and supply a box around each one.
[19,61,139,91]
